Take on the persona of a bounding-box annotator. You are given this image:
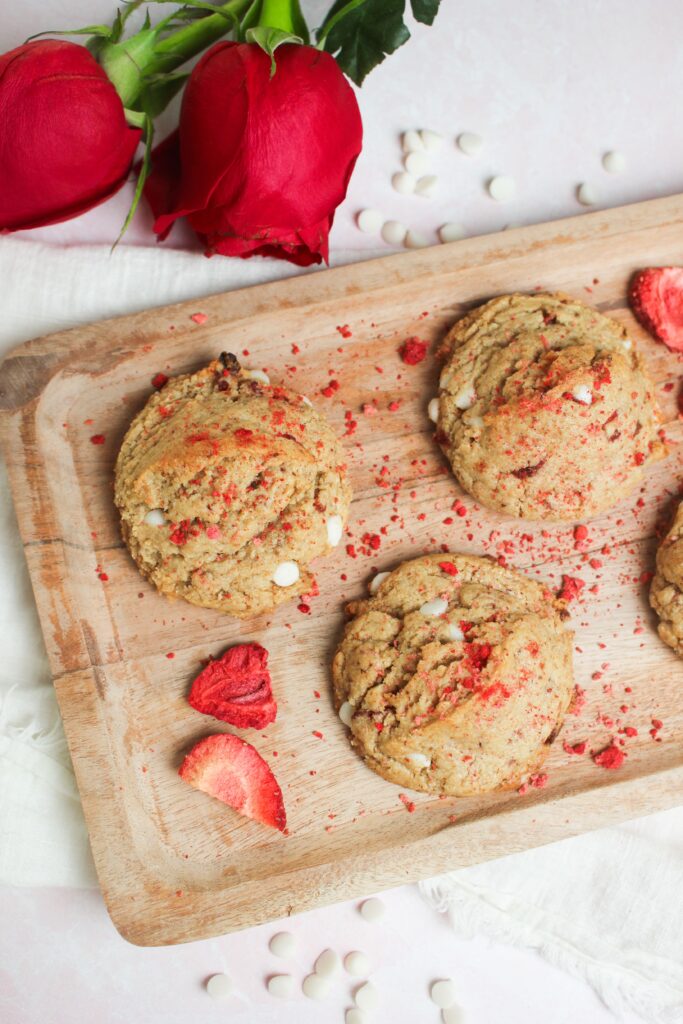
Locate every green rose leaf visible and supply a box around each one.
[245,26,303,74]
[410,0,440,24]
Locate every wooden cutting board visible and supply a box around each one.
[2,195,683,947]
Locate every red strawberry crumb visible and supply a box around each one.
[593,743,625,770]
[374,721,384,732]
[623,727,638,737]
[312,730,323,739]
[634,451,645,466]
[291,343,300,354]
[529,772,548,788]
[346,544,357,558]
[321,380,340,398]
[400,337,428,365]
[399,793,416,812]
[563,740,587,755]
[90,434,105,445]
[439,561,458,576]
[652,718,663,730]
[573,525,588,542]
[98,572,108,582]
[336,324,352,338]
[297,603,311,614]
[190,312,208,324]
[166,652,175,659]
[152,372,169,389]
[388,401,400,412]
[559,575,585,602]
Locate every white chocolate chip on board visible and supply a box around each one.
[488,175,516,201]
[344,951,371,976]
[272,561,300,587]
[404,150,430,176]
[602,150,626,174]
[267,974,294,998]
[415,174,438,197]
[457,131,483,156]
[405,229,430,249]
[355,982,379,1011]
[356,208,383,234]
[431,979,457,1009]
[428,397,440,422]
[402,129,424,153]
[369,571,391,594]
[381,220,407,246]
[302,974,329,1000]
[392,171,416,194]
[577,182,598,206]
[359,897,385,922]
[439,222,465,243]
[206,974,233,999]
[269,932,296,958]
[314,949,341,978]
[420,129,444,151]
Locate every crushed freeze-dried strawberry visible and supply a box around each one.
[593,743,625,770]
[190,312,208,325]
[563,740,587,755]
[90,434,105,445]
[400,337,428,365]
[629,267,683,351]
[188,643,276,730]
[151,372,169,389]
[399,793,416,812]
[438,561,458,576]
[336,324,352,338]
[558,575,585,603]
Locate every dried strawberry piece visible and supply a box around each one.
[558,575,585,603]
[629,267,683,351]
[400,337,428,365]
[592,742,625,770]
[511,458,546,480]
[179,734,286,831]
[188,643,277,729]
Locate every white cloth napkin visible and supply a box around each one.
[1,237,682,1022]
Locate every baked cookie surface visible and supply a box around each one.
[650,502,683,657]
[115,355,351,617]
[332,553,574,796]
[435,292,665,520]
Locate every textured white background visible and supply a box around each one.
[3,2,683,1022]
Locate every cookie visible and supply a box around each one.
[650,501,683,656]
[434,292,666,520]
[332,553,574,796]
[114,355,351,617]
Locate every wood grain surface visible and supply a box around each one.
[1,195,682,946]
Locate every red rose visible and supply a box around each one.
[144,41,363,266]
[0,40,141,232]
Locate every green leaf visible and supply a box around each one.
[137,71,189,117]
[24,24,113,44]
[245,26,303,74]
[318,0,410,85]
[112,113,153,250]
[409,0,440,24]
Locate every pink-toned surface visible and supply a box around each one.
[2,1,683,1021]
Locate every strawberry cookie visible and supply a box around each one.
[114,355,351,617]
[650,502,683,657]
[433,292,666,520]
[332,553,574,796]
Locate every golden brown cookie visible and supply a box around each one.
[332,553,574,796]
[433,292,666,520]
[115,355,351,618]
[650,502,683,656]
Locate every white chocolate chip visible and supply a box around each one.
[357,208,383,234]
[444,623,464,641]
[577,182,598,206]
[457,131,483,156]
[420,597,448,617]
[488,175,516,201]
[344,951,371,977]
[369,571,390,594]
[439,222,465,243]
[315,949,341,978]
[326,514,343,547]
[405,229,430,249]
[602,150,626,174]
[420,129,444,151]
[428,397,440,423]
[269,931,296,958]
[402,129,424,154]
[407,752,431,768]
[415,174,438,197]
[622,337,632,350]
[302,395,313,406]
[571,384,593,405]
[206,974,232,999]
[267,974,294,998]
[272,561,300,587]
[404,151,430,176]
[355,982,379,1011]
[302,974,329,1000]
[339,701,354,727]
[454,383,476,410]
[346,1010,366,1024]
[244,368,270,385]
[392,171,416,195]
[442,1007,465,1024]
[381,220,407,246]
[360,897,385,922]
[144,508,166,527]
[431,979,457,1009]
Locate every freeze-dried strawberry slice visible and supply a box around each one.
[188,643,276,729]
[179,734,286,831]
[629,267,683,351]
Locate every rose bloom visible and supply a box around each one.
[0,40,141,231]
[144,41,363,265]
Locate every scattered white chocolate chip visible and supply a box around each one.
[428,397,440,422]
[272,561,300,587]
[344,951,371,977]
[346,1010,366,1024]
[577,182,598,206]
[402,129,424,153]
[404,151,430,176]
[457,131,483,156]
[571,384,593,405]
[244,368,270,385]
[420,597,448,617]
[488,175,516,201]
[355,982,379,1011]
[442,1006,466,1024]
[420,129,444,151]
[357,208,384,234]
[415,174,438,198]
[144,508,166,527]
[269,931,296,958]
[302,395,313,406]
[302,973,329,1000]
[381,220,407,246]
[267,974,294,998]
[369,571,391,594]
[454,383,476,410]
[326,514,343,547]
[405,229,430,249]
[439,222,465,243]
[314,949,341,978]
[622,337,632,350]
[444,623,464,642]
[431,979,457,1009]
[206,973,232,999]
[602,150,626,174]
[339,701,354,727]
[392,171,416,195]
[407,752,431,768]
[360,897,385,922]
